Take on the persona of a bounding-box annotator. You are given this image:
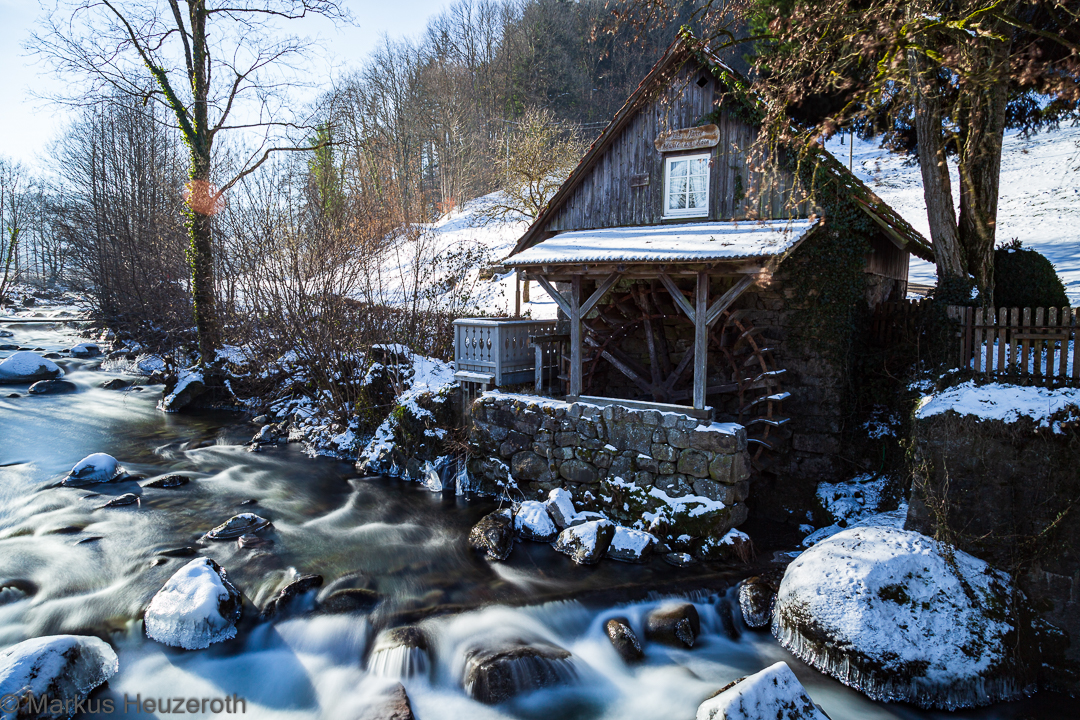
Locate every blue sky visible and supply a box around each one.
[0,0,450,168]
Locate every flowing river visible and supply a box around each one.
[0,311,1070,719]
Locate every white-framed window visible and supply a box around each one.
[663,153,710,218]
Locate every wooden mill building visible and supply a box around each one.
[495,33,932,519]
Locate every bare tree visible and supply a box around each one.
[0,159,29,304]
[31,0,350,361]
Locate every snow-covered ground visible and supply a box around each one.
[825,126,1080,302]
[916,380,1080,425]
[368,193,558,319]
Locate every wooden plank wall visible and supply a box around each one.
[948,305,1079,385]
[865,233,910,282]
[546,59,806,233]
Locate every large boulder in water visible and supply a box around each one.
[645,602,700,648]
[0,635,118,718]
[606,526,656,563]
[144,557,242,650]
[462,640,576,704]
[0,352,63,384]
[28,379,77,395]
[158,368,206,413]
[772,526,1027,710]
[62,453,124,485]
[696,661,830,720]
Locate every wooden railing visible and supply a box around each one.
[948,305,1078,384]
[452,317,557,387]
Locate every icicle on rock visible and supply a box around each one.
[367,626,431,679]
[696,661,830,720]
[420,461,442,492]
[738,576,777,628]
[462,640,576,704]
[0,635,119,718]
[63,453,125,485]
[513,500,557,542]
[203,513,271,540]
[772,526,1027,710]
[144,557,242,650]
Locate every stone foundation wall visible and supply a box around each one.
[468,393,751,549]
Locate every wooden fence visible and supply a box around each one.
[947,305,1078,384]
[871,299,934,346]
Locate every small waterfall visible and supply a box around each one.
[368,644,430,679]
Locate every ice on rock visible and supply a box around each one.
[0,635,118,719]
[773,526,1025,710]
[696,661,830,720]
[0,351,63,384]
[63,453,124,485]
[420,461,442,492]
[203,513,271,540]
[145,558,242,650]
[513,500,557,542]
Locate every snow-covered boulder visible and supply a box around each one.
[70,343,101,358]
[0,635,118,719]
[145,558,242,650]
[158,368,206,412]
[605,526,656,563]
[62,453,124,485]
[513,501,557,542]
[203,513,271,540]
[697,662,830,720]
[545,488,578,529]
[553,519,614,565]
[0,352,63,384]
[773,526,1026,709]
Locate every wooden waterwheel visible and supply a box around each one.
[577,280,788,466]
[709,310,790,464]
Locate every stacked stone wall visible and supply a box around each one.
[468,393,751,548]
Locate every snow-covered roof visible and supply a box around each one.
[505,218,819,266]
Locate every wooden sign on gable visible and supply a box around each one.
[654,124,721,153]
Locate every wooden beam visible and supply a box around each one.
[693,270,709,410]
[570,275,582,397]
[585,336,654,395]
[533,275,571,316]
[580,271,622,316]
[705,275,755,328]
[658,271,695,323]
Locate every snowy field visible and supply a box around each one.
[825,125,1080,303]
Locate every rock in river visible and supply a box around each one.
[355,682,415,720]
[545,487,579,529]
[96,493,139,509]
[553,519,614,565]
[70,342,101,358]
[468,509,514,561]
[463,640,576,704]
[203,513,271,540]
[261,574,323,618]
[606,526,656,563]
[62,453,125,485]
[645,602,700,648]
[0,351,63,384]
[28,379,78,395]
[144,557,242,650]
[368,626,431,679]
[773,526,1028,710]
[141,474,191,489]
[0,635,119,718]
[513,500,557,542]
[605,616,644,663]
[696,661,830,720]
[100,378,132,390]
[738,576,777,629]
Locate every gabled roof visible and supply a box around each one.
[510,219,819,266]
[507,32,934,264]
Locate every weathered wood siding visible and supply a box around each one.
[865,233,910,282]
[545,58,806,233]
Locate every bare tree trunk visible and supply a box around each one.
[908,48,966,298]
[957,32,1011,310]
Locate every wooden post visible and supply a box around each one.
[693,271,709,410]
[570,275,582,397]
[514,270,522,318]
[535,343,544,393]
[522,277,530,303]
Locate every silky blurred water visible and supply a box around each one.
[0,312,1070,719]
